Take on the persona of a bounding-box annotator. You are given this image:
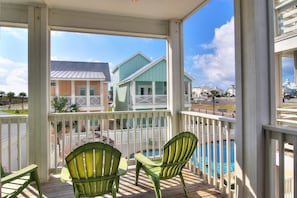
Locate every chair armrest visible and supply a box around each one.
[135,153,161,167]
[1,164,38,184]
[60,167,72,182]
[118,157,128,176]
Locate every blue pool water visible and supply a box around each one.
[195,140,235,176]
[131,140,235,177]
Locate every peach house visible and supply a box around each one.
[50,61,110,112]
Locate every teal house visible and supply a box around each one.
[112,52,193,111]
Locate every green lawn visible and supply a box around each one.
[1,109,28,114]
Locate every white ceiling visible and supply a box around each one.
[2,0,209,20]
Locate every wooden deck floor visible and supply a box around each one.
[18,169,223,198]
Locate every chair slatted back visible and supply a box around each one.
[65,142,121,197]
[1,165,5,178]
[160,132,198,179]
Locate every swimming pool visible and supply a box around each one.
[195,140,235,176]
[131,140,235,177]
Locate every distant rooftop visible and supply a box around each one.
[51,61,111,81]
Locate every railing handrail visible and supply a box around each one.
[0,114,28,123]
[263,124,297,139]
[180,111,236,123]
[49,110,171,120]
[276,107,297,126]
[276,107,297,112]
[263,123,297,198]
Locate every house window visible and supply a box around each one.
[185,82,188,94]
[138,85,152,95]
[79,87,86,96]
[90,86,96,96]
[51,82,56,87]
[148,87,152,95]
[79,86,96,96]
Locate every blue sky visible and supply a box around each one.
[0,0,293,95]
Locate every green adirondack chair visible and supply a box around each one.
[135,131,198,198]
[63,142,128,198]
[1,164,42,198]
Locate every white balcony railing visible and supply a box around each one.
[263,124,297,198]
[275,0,297,36]
[276,107,297,127]
[51,96,101,107]
[180,111,236,196]
[132,94,191,106]
[2,110,238,197]
[48,110,170,170]
[0,115,28,172]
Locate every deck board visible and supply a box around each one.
[17,169,223,197]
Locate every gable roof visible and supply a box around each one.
[118,56,165,86]
[184,72,195,81]
[51,61,111,81]
[111,52,152,74]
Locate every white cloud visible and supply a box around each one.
[193,17,235,90]
[51,31,65,37]
[0,27,27,40]
[51,56,58,61]
[0,56,28,95]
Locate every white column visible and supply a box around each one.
[100,80,104,106]
[28,5,49,181]
[187,82,191,104]
[71,80,75,104]
[86,81,90,111]
[167,20,184,137]
[152,81,155,108]
[55,80,59,96]
[294,51,297,84]
[234,0,275,197]
[275,53,282,108]
[131,81,135,107]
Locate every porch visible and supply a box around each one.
[2,109,296,197]
[1,111,236,197]
[1,0,295,197]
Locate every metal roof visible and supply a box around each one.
[118,55,194,86]
[51,61,111,81]
[51,71,105,80]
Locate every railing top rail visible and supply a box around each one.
[276,107,297,113]
[180,111,236,123]
[48,110,171,120]
[0,114,28,123]
[263,124,297,136]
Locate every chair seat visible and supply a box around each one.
[135,132,198,198]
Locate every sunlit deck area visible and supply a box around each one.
[2,0,297,197]
[18,168,222,198]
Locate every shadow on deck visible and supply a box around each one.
[17,168,223,197]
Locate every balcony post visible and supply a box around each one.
[55,80,59,96]
[28,5,50,181]
[294,51,297,85]
[86,80,90,111]
[131,81,135,107]
[100,80,104,106]
[234,0,275,197]
[275,53,282,108]
[71,80,75,104]
[167,20,184,137]
[152,81,155,108]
